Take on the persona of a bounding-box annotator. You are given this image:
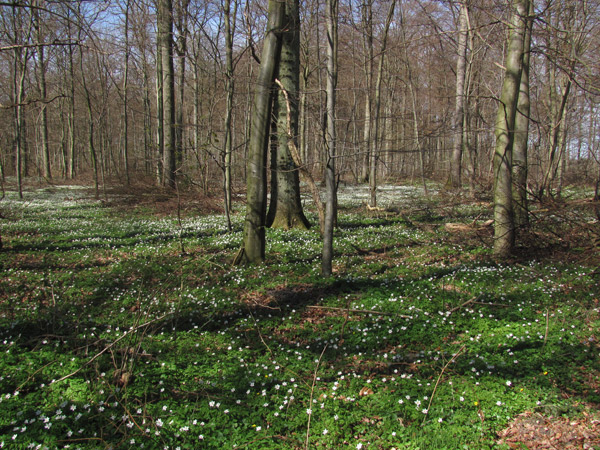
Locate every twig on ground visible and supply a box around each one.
[543,308,550,346]
[305,345,328,450]
[423,343,467,425]
[447,297,510,314]
[53,312,172,385]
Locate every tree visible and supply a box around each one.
[157,0,176,188]
[322,0,338,277]
[368,0,395,208]
[450,0,469,188]
[222,0,237,231]
[513,0,533,228]
[236,0,284,264]
[267,0,311,230]
[493,0,529,257]
[33,1,51,180]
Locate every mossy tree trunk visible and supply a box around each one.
[267,0,310,231]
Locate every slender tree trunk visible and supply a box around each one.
[369,0,395,208]
[175,0,189,173]
[122,0,131,184]
[33,6,51,180]
[67,29,76,179]
[236,0,284,264]
[158,0,176,188]
[512,0,533,228]
[493,0,528,257]
[450,1,469,188]
[142,50,153,176]
[156,27,164,185]
[80,52,99,199]
[360,0,373,183]
[15,46,28,199]
[322,0,338,277]
[223,0,237,231]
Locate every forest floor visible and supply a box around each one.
[0,181,599,449]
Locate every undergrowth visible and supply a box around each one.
[0,184,598,449]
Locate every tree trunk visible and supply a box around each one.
[80,54,99,199]
[360,0,373,183]
[236,0,284,264]
[369,0,395,208]
[175,0,189,173]
[512,0,533,228]
[322,0,338,277]
[493,0,528,257]
[122,0,131,185]
[158,0,176,188]
[223,0,237,231]
[15,46,28,199]
[155,23,164,186]
[33,6,51,180]
[267,0,310,231]
[450,1,469,188]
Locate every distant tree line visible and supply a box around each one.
[1,0,599,259]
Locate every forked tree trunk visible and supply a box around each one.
[493,0,528,257]
[235,0,284,264]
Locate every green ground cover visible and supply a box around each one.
[0,185,598,449]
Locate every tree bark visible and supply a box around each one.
[493,0,528,257]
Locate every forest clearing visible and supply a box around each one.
[0,182,599,449]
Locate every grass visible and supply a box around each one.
[0,184,599,449]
